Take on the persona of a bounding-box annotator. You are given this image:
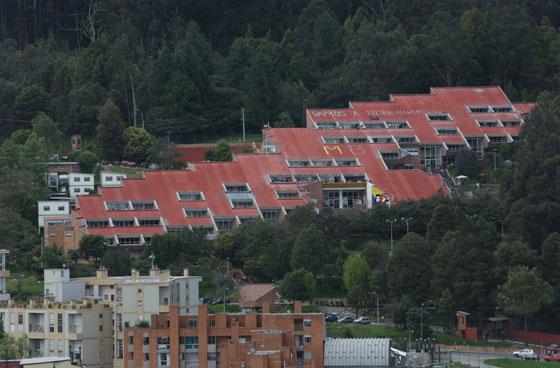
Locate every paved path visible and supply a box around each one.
[450,351,510,368]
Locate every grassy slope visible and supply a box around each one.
[485,359,558,368]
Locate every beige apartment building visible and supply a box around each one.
[0,300,113,368]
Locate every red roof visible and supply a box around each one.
[73,86,533,238]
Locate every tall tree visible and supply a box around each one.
[96,99,125,159]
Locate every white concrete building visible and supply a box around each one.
[38,201,70,229]
[0,300,113,367]
[100,172,127,187]
[44,269,85,304]
[68,173,94,197]
[0,249,10,302]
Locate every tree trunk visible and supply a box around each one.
[524,315,528,346]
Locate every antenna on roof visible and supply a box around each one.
[148,254,156,270]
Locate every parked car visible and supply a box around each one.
[544,355,560,362]
[354,317,371,325]
[325,314,338,323]
[513,349,539,360]
[337,316,355,323]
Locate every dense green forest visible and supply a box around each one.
[1,0,560,146]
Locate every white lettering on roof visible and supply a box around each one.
[366,109,423,116]
[312,110,348,118]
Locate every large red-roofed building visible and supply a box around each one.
[46,86,533,254]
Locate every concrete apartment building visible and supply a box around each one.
[0,300,113,367]
[124,302,325,368]
[64,268,202,367]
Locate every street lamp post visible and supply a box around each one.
[420,303,425,352]
[401,217,413,233]
[386,219,397,253]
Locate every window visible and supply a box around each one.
[436,128,458,136]
[58,339,63,352]
[184,208,209,218]
[501,120,520,127]
[210,320,216,328]
[261,208,281,222]
[178,192,204,201]
[397,136,417,144]
[57,313,63,332]
[478,120,499,128]
[239,217,259,225]
[43,206,50,211]
[50,313,55,332]
[73,177,81,182]
[318,174,343,183]
[276,190,300,199]
[143,337,150,345]
[467,105,490,113]
[215,217,236,231]
[310,159,333,167]
[224,184,250,192]
[73,187,80,193]
[50,340,55,352]
[427,113,451,121]
[304,319,311,327]
[294,174,318,183]
[269,175,294,184]
[287,159,311,168]
[344,174,366,182]
[138,218,160,226]
[188,319,198,328]
[186,336,199,350]
[339,121,361,129]
[112,218,135,227]
[208,336,216,344]
[304,336,312,343]
[316,122,337,130]
[84,177,91,182]
[386,120,410,129]
[231,199,254,209]
[364,121,386,129]
[370,136,393,143]
[106,176,113,182]
[322,136,345,144]
[335,158,358,166]
[488,136,507,143]
[106,201,130,211]
[118,236,141,245]
[144,353,150,361]
[347,136,368,143]
[131,201,155,210]
[490,105,514,113]
[99,325,103,332]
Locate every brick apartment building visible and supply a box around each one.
[124,302,325,368]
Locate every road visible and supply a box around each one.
[450,351,511,368]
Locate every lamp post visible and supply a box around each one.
[401,217,413,233]
[420,303,425,352]
[373,291,380,324]
[386,219,397,253]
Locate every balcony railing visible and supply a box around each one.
[28,324,44,333]
[69,325,82,334]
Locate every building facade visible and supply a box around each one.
[124,302,325,368]
[0,249,10,302]
[72,268,201,367]
[0,300,113,367]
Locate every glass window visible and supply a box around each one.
[231,199,254,208]
[178,192,204,201]
[184,209,209,218]
[131,201,155,210]
[276,190,300,200]
[467,105,490,113]
[224,184,250,192]
[269,175,293,184]
[186,336,199,349]
[426,113,451,121]
[106,201,130,211]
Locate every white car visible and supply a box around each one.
[513,349,539,360]
[354,317,371,325]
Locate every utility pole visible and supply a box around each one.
[375,292,380,324]
[242,108,246,142]
[401,217,413,233]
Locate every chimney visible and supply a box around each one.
[159,270,170,282]
[294,301,303,314]
[183,268,189,277]
[96,268,108,279]
[262,302,270,314]
[131,269,140,280]
[149,268,160,277]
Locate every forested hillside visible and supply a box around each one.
[1,0,560,144]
